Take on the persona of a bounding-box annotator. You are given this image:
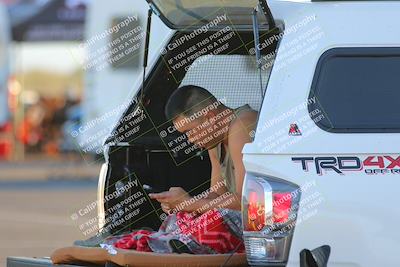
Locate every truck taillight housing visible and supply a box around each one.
[243,178,272,232]
[242,174,301,266]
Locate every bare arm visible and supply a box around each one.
[207,147,228,197]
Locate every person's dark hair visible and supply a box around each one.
[165,85,218,120]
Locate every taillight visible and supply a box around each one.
[242,174,301,266]
[273,192,292,224]
[243,178,272,232]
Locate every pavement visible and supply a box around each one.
[0,155,102,267]
[0,155,102,181]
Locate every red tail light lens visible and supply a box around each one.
[245,190,293,231]
[242,174,300,232]
[247,190,266,231]
[243,177,272,232]
[273,192,292,224]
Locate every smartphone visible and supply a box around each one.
[143,184,162,194]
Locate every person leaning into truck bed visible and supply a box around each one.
[81,85,258,255]
[52,85,259,262]
[150,84,257,215]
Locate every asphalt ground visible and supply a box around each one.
[0,158,101,267]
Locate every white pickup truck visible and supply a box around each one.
[241,1,400,266]
[7,0,400,267]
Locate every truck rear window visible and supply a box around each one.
[309,47,400,133]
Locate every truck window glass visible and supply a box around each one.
[149,0,265,28]
[109,16,143,69]
[309,47,400,133]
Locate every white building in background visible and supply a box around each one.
[79,0,171,155]
[0,2,11,126]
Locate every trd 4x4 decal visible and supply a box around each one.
[292,156,400,175]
